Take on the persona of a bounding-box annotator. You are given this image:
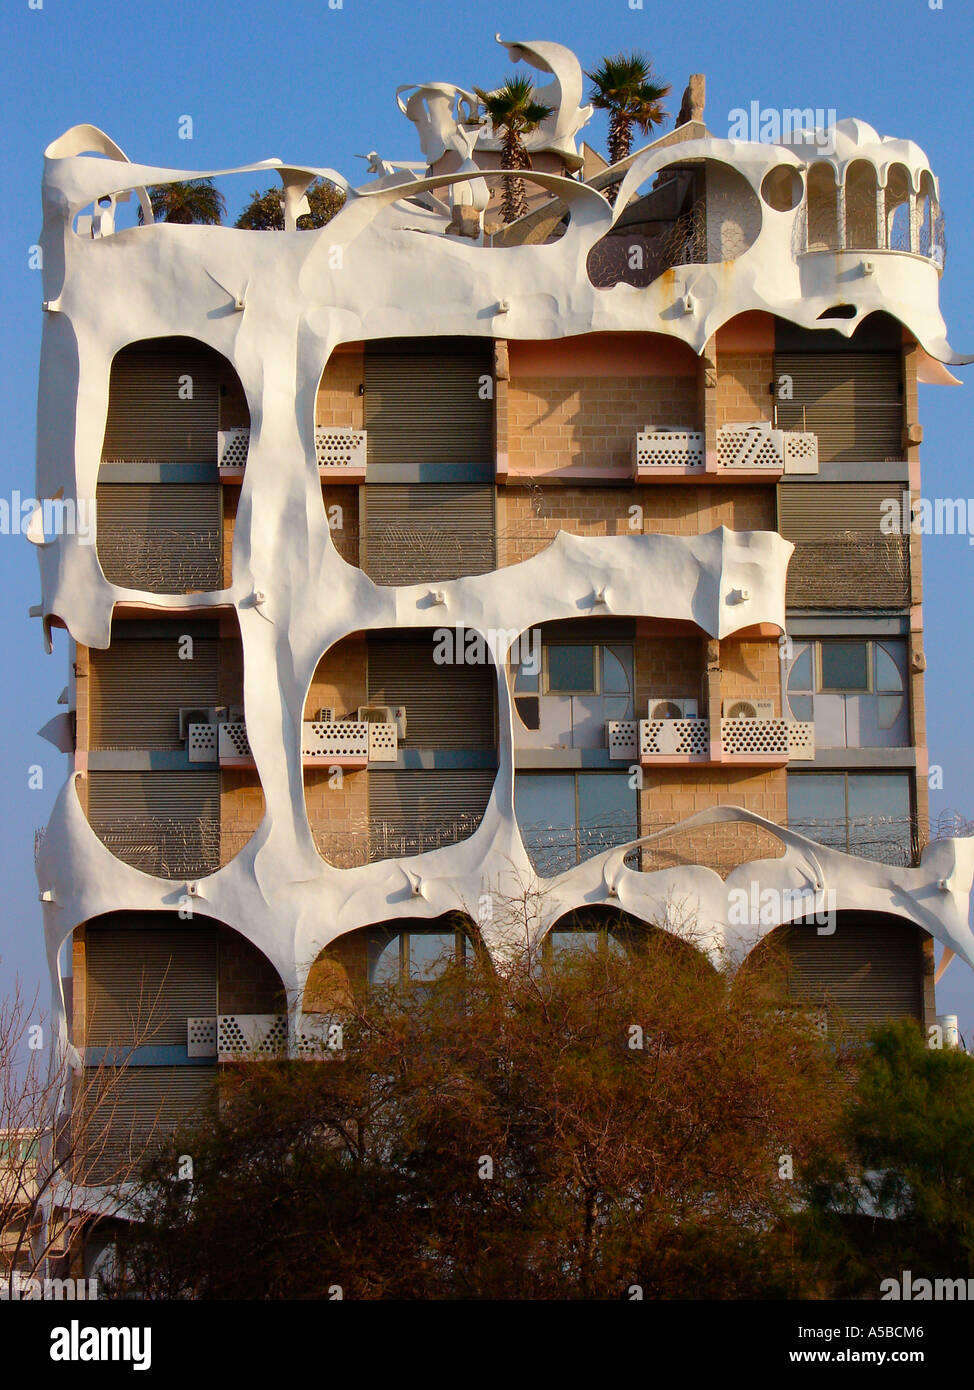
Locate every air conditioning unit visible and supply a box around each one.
[358,705,394,724]
[316,707,334,724]
[179,706,224,740]
[722,698,775,721]
[648,698,698,721]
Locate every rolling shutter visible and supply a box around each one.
[367,633,495,748]
[79,1066,216,1184]
[783,916,923,1033]
[101,340,220,464]
[363,484,495,583]
[86,921,217,1046]
[368,769,497,860]
[778,482,909,609]
[89,633,218,749]
[774,353,902,462]
[96,484,222,594]
[364,343,493,465]
[87,771,221,877]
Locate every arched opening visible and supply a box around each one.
[917,170,945,266]
[303,628,498,866]
[315,343,366,564]
[303,912,477,1010]
[805,162,839,251]
[97,336,247,595]
[844,159,879,251]
[745,910,927,1037]
[625,816,786,879]
[760,165,803,213]
[82,610,263,877]
[885,163,912,252]
[542,904,716,975]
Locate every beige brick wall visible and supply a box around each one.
[72,928,86,1049]
[221,486,238,589]
[305,767,369,868]
[634,634,705,710]
[715,353,774,426]
[720,637,783,715]
[218,368,249,431]
[220,770,265,866]
[304,634,367,720]
[304,931,369,1012]
[507,374,698,476]
[321,484,360,566]
[498,483,776,566]
[639,767,788,876]
[315,347,364,430]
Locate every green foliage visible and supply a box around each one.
[139,179,226,226]
[109,930,845,1300]
[474,76,554,225]
[586,53,671,175]
[234,179,345,231]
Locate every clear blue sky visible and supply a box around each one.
[1,0,972,1028]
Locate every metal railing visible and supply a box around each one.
[96,528,222,594]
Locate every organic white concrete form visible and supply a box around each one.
[32,39,974,1068]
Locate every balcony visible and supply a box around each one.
[633,423,818,482]
[608,714,814,766]
[217,427,367,482]
[188,718,398,768]
[188,1014,341,1061]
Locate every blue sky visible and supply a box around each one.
[1,0,973,1028]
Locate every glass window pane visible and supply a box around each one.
[847,774,912,863]
[788,694,813,722]
[369,932,401,985]
[513,658,539,694]
[577,773,637,861]
[787,643,813,692]
[876,694,905,730]
[820,642,869,691]
[515,774,576,875]
[546,645,596,694]
[408,932,457,981]
[550,930,601,956]
[788,774,847,849]
[875,642,906,692]
[602,645,634,695]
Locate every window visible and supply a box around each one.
[787,639,908,747]
[787,772,914,864]
[515,772,638,876]
[545,929,627,960]
[368,928,470,988]
[513,637,634,748]
[545,644,597,695]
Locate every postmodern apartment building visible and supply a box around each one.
[31,38,974,1222]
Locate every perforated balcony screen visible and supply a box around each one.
[87,771,221,877]
[774,353,902,462]
[96,484,222,593]
[363,484,496,583]
[367,633,495,748]
[89,632,218,749]
[100,340,220,463]
[778,483,910,609]
[368,769,496,860]
[782,916,923,1033]
[364,342,494,465]
[78,1066,216,1184]
[86,921,217,1046]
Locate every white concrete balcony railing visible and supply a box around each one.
[189,718,397,767]
[188,1014,343,1061]
[217,427,367,481]
[634,423,818,480]
[608,717,815,765]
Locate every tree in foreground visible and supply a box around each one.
[586,53,671,204]
[138,179,226,225]
[235,179,345,231]
[110,919,847,1299]
[474,77,553,225]
[798,1019,974,1296]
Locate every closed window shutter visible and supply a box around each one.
[101,340,220,464]
[96,484,222,593]
[367,633,495,748]
[783,918,923,1033]
[368,769,496,860]
[86,920,217,1046]
[89,634,218,749]
[87,771,221,877]
[364,345,493,465]
[363,484,495,583]
[79,1066,216,1184]
[774,353,902,462]
[778,482,909,608]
